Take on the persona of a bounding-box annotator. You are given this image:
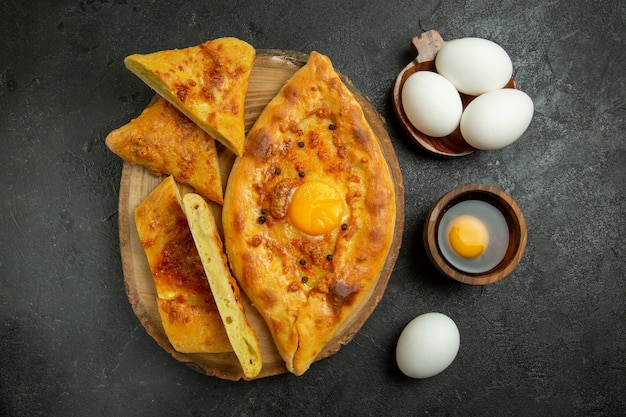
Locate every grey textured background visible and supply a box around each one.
[1,0,624,416]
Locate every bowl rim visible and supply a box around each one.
[423,183,527,285]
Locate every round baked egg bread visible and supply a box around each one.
[222,51,396,376]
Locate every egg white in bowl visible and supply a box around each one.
[423,184,527,285]
[437,199,509,274]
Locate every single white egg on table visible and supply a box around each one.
[435,37,513,96]
[396,312,460,379]
[460,88,534,150]
[401,71,463,137]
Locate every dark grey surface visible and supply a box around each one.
[1,0,624,416]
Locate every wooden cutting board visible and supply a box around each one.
[117,50,405,380]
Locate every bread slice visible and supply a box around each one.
[106,97,223,204]
[182,193,262,379]
[124,37,255,156]
[134,176,232,353]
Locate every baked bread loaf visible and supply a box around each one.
[222,52,396,375]
[124,37,255,156]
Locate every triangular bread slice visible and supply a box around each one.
[182,193,263,379]
[135,175,232,353]
[106,97,223,204]
[124,37,255,156]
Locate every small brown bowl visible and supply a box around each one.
[391,30,516,157]
[423,184,527,285]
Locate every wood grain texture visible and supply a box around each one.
[117,50,405,380]
[391,30,516,157]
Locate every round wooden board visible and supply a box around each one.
[118,50,405,380]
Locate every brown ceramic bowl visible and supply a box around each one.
[423,184,527,285]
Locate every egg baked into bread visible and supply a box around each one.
[106,97,223,204]
[135,175,232,354]
[222,52,396,376]
[124,37,255,156]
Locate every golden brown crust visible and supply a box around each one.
[106,97,223,204]
[135,176,232,353]
[124,37,255,156]
[222,52,396,375]
[156,298,229,353]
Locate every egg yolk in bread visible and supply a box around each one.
[446,214,489,258]
[288,181,346,236]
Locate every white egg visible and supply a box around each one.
[396,312,460,379]
[435,37,513,96]
[460,88,534,150]
[401,71,462,137]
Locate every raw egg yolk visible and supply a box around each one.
[288,181,345,236]
[447,214,489,258]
